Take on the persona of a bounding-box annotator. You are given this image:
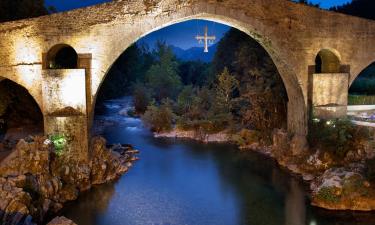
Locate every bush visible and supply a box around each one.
[232,129,261,147]
[50,134,67,157]
[132,83,150,114]
[308,118,370,158]
[316,186,341,203]
[141,101,175,132]
[348,95,375,105]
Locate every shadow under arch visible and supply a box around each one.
[0,77,44,144]
[91,14,307,135]
[349,61,375,98]
[315,49,341,73]
[45,44,78,69]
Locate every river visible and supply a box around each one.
[61,97,375,225]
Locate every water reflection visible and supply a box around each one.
[62,98,375,225]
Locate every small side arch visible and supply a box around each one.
[315,49,341,73]
[45,44,78,69]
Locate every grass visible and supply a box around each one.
[348,95,375,105]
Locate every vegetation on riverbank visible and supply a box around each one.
[119,29,288,146]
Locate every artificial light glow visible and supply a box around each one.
[313,118,320,123]
[42,69,86,114]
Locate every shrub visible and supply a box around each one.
[308,118,370,158]
[132,83,151,114]
[141,101,175,132]
[316,187,341,203]
[233,129,261,147]
[50,134,67,157]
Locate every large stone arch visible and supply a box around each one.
[0,75,44,136]
[0,70,43,111]
[349,59,375,86]
[90,12,307,135]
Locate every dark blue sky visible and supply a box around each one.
[45,0,352,49]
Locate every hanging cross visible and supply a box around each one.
[195,26,216,53]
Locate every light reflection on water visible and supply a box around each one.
[62,97,375,225]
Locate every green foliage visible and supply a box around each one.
[214,67,239,111]
[0,0,51,22]
[308,118,370,158]
[316,187,340,203]
[132,82,151,114]
[349,78,375,96]
[178,61,212,86]
[98,43,154,101]
[141,100,176,132]
[177,85,195,115]
[212,28,288,134]
[348,95,375,105]
[330,0,375,20]
[145,41,182,101]
[232,129,261,147]
[50,134,67,157]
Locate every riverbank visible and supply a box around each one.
[0,135,139,225]
[154,127,375,211]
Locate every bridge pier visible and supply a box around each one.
[42,69,90,162]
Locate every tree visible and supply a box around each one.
[177,85,195,115]
[214,67,239,110]
[212,28,288,133]
[330,0,375,20]
[141,100,175,132]
[97,43,154,102]
[0,0,53,23]
[145,41,182,101]
[132,82,151,114]
[293,0,320,8]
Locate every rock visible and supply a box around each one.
[272,129,289,156]
[290,134,308,156]
[310,165,375,210]
[47,216,77,225]
[0,135,139,224]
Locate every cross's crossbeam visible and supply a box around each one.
[195,26,216,53]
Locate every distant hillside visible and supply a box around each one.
[170,44,217,62]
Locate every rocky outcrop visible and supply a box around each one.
[155,128,230,143]
[47,217,76,225]
[0,136,139,225]
[311,165,375,211]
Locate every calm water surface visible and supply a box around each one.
[62,98,375,225]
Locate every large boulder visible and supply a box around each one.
[47,216,77,225]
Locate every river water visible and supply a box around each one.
[62,97,375,225]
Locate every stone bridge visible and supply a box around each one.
[0,0,374,161]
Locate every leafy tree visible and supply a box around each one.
[214,67,239,110]
[132,82,151,114]
[330,0,375,20]
[212,28,288,133]
[141,99,175,132]
[292,0,320,8]
[177,85,195,115]
[97,43,154,102]
[145,41,182,101]
[178,61,212,86]
[0,0,53,22]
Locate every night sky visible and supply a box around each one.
[44,0,352,49]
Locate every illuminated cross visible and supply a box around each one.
[195,26,216,53]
